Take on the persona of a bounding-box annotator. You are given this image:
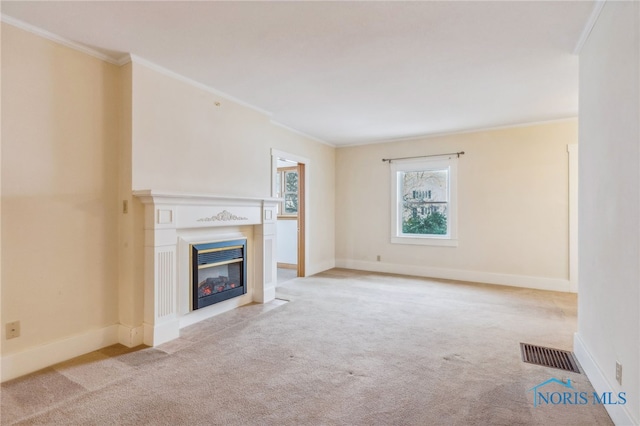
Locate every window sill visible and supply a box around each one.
[391,236,458,247]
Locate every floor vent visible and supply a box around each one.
[520,343,581,373]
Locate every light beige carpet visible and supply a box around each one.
[277,267,298,284]
[1,269,613,425]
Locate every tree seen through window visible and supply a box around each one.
[400,169,448,235]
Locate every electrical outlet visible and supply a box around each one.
[6,321,20,339]
[376,255,381,262]
[616,361,622,385]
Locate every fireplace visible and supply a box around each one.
[192,239,247,310]
[132,190,279,347]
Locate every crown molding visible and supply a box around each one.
[270,120,333,147]
[2,14,343,147]
[0,17,272,118]
[1,14,122,65]
[115,54,132,67]
[129,54,273,118]
[0,15,322,143]
[337,117,579,148]
[573,0,607,55]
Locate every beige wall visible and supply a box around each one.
[117,62,145,335]
[1,24,120,354]
[336,120,576,290]
[576,1,639,424]
[130,61,336,274]
[0,24,335,380]
[132,63,273,195]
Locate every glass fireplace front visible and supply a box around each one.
[191,239,247,310]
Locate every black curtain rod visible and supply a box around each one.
[382,151,465,163]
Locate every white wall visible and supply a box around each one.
[575,2,640,425]
[277,220,298,265]
[336,120,576,292]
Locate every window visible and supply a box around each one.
[276,167,298,217]
[390,157,458,246]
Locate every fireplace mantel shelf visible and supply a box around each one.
[132,189,282,205]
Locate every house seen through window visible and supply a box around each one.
[390,156,458,246]
[401,170,448,235]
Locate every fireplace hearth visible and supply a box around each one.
[192,239,247,310]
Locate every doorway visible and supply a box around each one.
[271,149,307,283]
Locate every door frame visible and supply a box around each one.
[271,149,309,277]
[568,144,578,292]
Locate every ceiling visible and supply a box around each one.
[1,1,595,146]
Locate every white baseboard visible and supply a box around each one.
[262,286,276,302]
[306,259,336,277]
[334,259,574,293]
[142,319,180,347]
[574,333,637,425]
[1,324,119,382]
[118,324,144,348]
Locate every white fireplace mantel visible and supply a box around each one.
[133,190,280,346]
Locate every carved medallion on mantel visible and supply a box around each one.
[197,210,249,222]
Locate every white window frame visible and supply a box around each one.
[390,157,458,247]
[276,166,299,218]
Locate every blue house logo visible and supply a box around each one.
[529,377,627,407]
[529,378,574,407]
